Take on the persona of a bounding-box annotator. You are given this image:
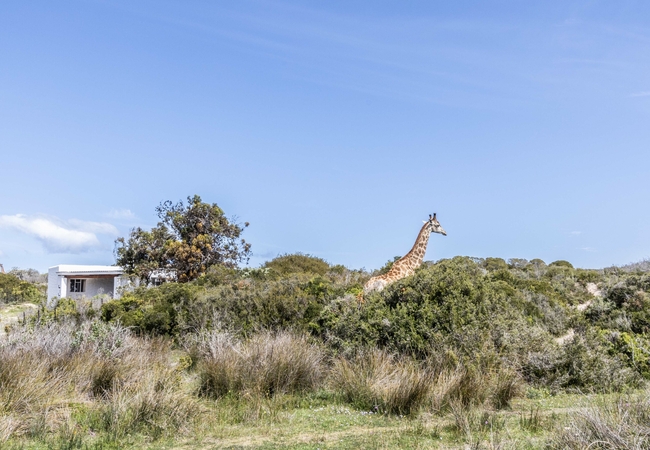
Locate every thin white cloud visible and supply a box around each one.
[570,231,582,235]
[581,247,596,252]
[0,215,117,254]
[68,219,119,235]
[106,209,135,220]
[629,91,650,97]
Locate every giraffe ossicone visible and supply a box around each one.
[363,213,447,295]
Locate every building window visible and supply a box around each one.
[69,279,86,293]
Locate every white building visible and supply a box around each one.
[47,265,125,307]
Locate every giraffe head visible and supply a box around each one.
[426,213,447,236]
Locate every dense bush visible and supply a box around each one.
[582,276,650,334]
[522,330,642,392]
[550,260,574,269]
[263,253,330,277]
[0,272,45,305]
[101,283,203,335]
[102,275,335,335]
[102,255,366,336]
[95,254,650,395]
[317,257,534,359]
[484,257,508,272]
[7,268,47,284]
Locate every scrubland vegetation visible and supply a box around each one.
[0,270,44,305]
[2,255,650,448]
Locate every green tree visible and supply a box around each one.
[115,195,251,283]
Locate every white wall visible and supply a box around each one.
[47,267,66,307]
[66,277,115,300]
[47,267,59,302]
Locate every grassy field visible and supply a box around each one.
[0,389,635,449]
[171,392,599,449]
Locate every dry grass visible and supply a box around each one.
[192,330,324,398]
[428,365,522,414]
[430,367,487,412]
[549,394,650,449]
[0,320,531,446]
[330,349,433,415]
[0,321,201,443]
[490,368,524,409]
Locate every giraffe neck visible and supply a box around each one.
[365,222,434,292]
[403,223,431,268]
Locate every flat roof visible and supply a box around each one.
[50,265,124,276]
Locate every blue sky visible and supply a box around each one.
[1,0,649,272]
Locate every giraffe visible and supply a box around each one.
[363,213,447,294]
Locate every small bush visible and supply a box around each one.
[549,260,574,269]
[192,332,241,398]
[522,330,642,392]
[244,332,324,396]
[263,253,330,277]
[448,403,505,441]
[89,359,120,398]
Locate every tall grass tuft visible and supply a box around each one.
[330,349,432,415]
[193,330,324,398]
[429,367,490,412]
[244,331,324,395]
[88,353,202,439]
[549,395,650,449]
[489,368,523,409]
[427,364,522,413]
[193,331,241,398]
